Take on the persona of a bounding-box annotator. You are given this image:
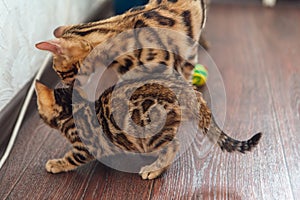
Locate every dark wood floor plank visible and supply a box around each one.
[81,167,153,200]
[0,111,52,199]
[249,6,300,198]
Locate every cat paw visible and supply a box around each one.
[45,159,73,174]
[139,165,165,180]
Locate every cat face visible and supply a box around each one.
[35,32,92,85]
[35,81,73,128]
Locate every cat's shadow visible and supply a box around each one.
[96,153,157,173]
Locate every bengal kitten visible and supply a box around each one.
[35,75,262,180]
[35,0,208,86]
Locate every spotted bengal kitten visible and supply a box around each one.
[35,74,262,180]
[35,0,209,86]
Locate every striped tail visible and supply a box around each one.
[207,117,262,153]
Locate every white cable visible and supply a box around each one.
[0,54,52,170]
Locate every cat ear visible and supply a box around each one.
[35,80,54,106]
[53,26,68,38]
[35,39,62,55]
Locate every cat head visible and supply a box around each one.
[35,80,73,128]
[36,27,93,85]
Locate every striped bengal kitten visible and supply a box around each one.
[35,75,262,180]
[35,0,208,86]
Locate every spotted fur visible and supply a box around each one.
[36,0,208,85]
[35,75,262,179]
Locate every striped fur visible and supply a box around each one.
[36,0,208,85]
[35,75,262,179]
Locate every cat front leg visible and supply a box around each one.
[46,145,94,173]
[46,123,95,173]
[139,139,179,180]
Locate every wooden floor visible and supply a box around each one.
[1,3,300,200]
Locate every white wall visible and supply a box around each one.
[0,0,104,112]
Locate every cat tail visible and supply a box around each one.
[207,117,262,153]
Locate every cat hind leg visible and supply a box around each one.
[139,139,179,180]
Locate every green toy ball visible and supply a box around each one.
[192,64,208,87]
